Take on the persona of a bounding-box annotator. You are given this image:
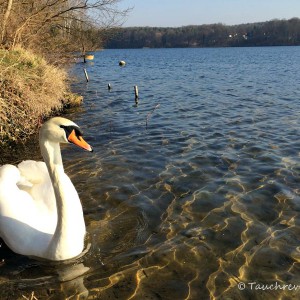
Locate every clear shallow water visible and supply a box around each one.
[1,47,300,299]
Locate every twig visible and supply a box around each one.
[22,291,38,300]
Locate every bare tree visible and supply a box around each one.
[0,0,130,52]
[0,0,13,44]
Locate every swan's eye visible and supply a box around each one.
[60,124,92,151]
[60,125,83,140]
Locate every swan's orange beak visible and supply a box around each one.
[68,129,93,152]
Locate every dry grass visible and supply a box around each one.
[0,47,70,145]
[22,291,38,300]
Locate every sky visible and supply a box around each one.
[118,0,300,27]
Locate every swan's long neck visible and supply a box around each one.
[40,139,85,260]
[40,140,65,223]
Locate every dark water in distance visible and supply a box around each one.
[1,47,300,299]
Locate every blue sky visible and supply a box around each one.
[118,0,300,27]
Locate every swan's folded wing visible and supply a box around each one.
[17,160,56,213]
[0,168,53,255]
[0,164,41,225]
[18,160,49,184]
[0,163,56,237]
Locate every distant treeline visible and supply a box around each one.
[105,18,300,48]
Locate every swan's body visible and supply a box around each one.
[0,117,92,261]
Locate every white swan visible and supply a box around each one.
[0,117,93,261]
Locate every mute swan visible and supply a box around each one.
[0,117,93,261]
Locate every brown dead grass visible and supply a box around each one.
[0,47,70,145]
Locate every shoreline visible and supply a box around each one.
[0,48,83,147]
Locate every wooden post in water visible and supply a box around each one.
[134,85,139,105]
[83,68,89,82]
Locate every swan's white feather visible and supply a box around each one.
[17,160,57,215]
[0,164,54,257]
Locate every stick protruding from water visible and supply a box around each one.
[83,68,89,82]
[134,85,139,105]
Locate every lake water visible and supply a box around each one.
[1,47,300,299]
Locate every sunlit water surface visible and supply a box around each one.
[1,47,300,299]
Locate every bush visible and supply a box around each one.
[0,48,69,145]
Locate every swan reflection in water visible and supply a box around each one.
[56,261,90,299]
[0,240,91,299]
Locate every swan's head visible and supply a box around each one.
[40,117,93,152]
